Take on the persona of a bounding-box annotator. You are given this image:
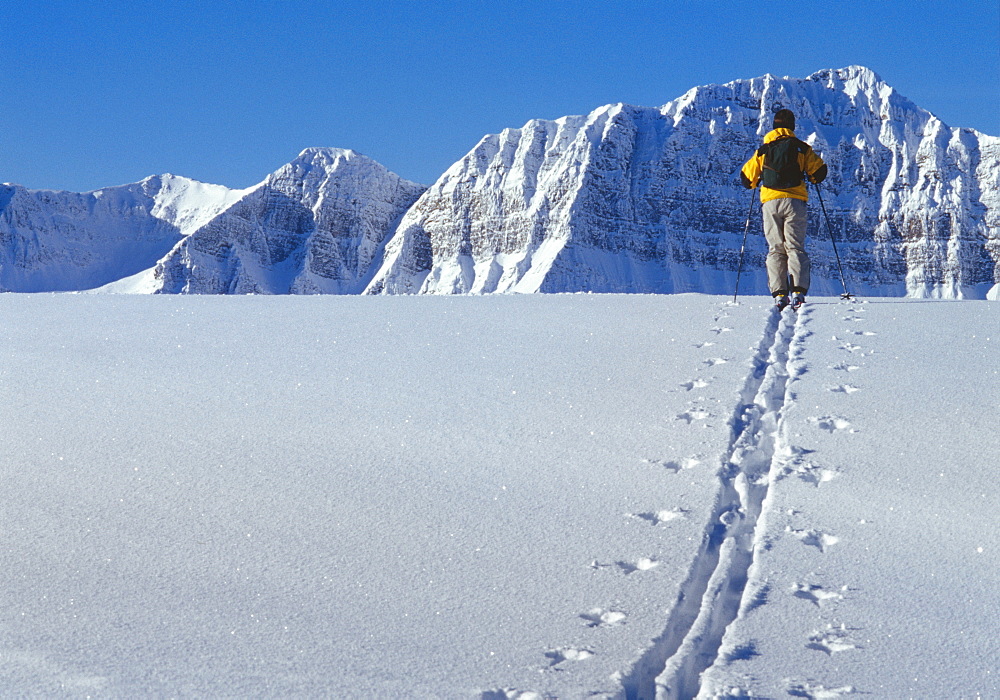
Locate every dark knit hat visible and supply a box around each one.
[773,109,795,130]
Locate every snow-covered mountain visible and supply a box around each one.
[2,66,997,297]
[367,66,999,298]
[0,175,246,292]
[150,148,425,294]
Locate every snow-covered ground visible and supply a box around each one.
[0,294,995,698]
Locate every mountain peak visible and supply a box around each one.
[297,146,359,159]
[368,67,998,298]
[2,68,996,298]
[291,147,369,169]
[809,65,882,82]
[805,65,887,90]
[276,147,423,187]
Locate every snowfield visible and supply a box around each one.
[0,294,996,698]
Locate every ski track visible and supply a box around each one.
[620,304,808,700]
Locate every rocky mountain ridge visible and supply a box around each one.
[0,175,246,292]
[152,148,425,294]
[2,66,997,297]
[367,66,999,298]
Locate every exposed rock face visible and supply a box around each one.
[152,149,426,294]
[0,175,243,292]
[366,66,999,298]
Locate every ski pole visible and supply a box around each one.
[812,181,853,299]
[732,187,757,303]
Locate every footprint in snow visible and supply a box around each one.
[792,582,846,607]
[777,444,818,460]
[709,326,733,335]
[782,462,840,487]
[679,379,710,391]
[744,583,770,612]
[480,690,546,700]
[579,608,627,628]
[629,508,688,526]
[831,362,860,372]
[479,690,541,700]
[676,409,711,423]
[806,624,859,655]
[694,341,716,349]
[827,384,861,394]
[789,527,840,553]
[787,680,856,699]
[837,341,863,353]
[724,641,761,662]
[644,458,681,473]
[616,557,660,575]
[644,457,701,473]
[703,357,728,366]
[544,647,594,667]
[850,330,877,336]
[808,416,856,433]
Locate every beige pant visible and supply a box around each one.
[762,197,810,295]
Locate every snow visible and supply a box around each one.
[149,148,426,295]
[366,66,998,299]
[690,299,1000,698]
[0,176,247,293]
[145,174,253,237]
[0,294,996,698]
[89,267,160,294]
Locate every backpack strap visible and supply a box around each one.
[758,136,810,158]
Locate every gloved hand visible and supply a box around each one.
[809,164,828,184]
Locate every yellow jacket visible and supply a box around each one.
[741,128,827,203]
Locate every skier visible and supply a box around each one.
[741,109,828,310]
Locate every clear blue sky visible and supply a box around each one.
[2,0,997,192]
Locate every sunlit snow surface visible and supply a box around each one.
[0,294,996,698]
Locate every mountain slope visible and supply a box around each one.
[151,148,426,294]
[0,176,245,292]
[2,67,996,297]
[365,66,999,298]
